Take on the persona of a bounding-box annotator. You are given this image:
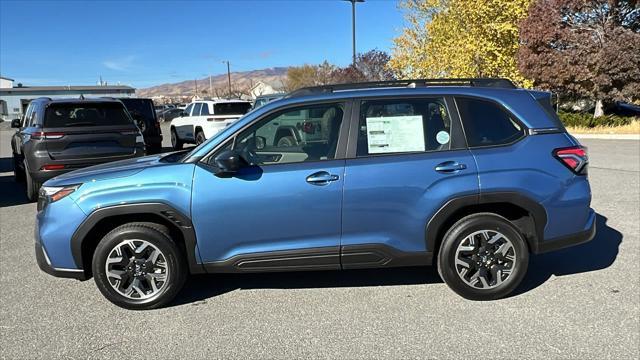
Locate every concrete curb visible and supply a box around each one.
[571,133,640,140]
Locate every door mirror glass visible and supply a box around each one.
[11,119,21,128]
[214,149,244,175]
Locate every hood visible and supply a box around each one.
[44,154,169,187]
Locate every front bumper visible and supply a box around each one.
[533,209,597,254]
[35,241,86,280]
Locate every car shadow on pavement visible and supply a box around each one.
[0,175,28,207]
[514,213,622,295]
[172,213,621,306]
[171,266,443,307]
[0,157,29,207]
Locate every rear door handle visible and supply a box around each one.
[435,161,467,173]
[306,171,339,185]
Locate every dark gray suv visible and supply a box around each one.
[11,97,145,201]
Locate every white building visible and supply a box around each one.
[0,79,135,121]
[0,76,13,89]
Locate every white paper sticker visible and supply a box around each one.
[366,115,425,154]
[436,131,450,145]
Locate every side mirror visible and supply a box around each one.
[11,119,21,128]
[181,111,189,117]
[214,150,244,175]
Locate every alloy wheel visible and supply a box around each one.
[454,230,516,289]
[105,239,169,300]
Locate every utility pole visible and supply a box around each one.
[194,79,198,96]
[222,60,231,98]
[343,0,364,67]
[209,75,213,97]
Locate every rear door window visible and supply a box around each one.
[356,98,452,157]
[44,103,133,127]
[200,103,211,115]
[192,103,203,116]
[455,97,525,147]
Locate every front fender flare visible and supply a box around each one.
[70,202,204,274]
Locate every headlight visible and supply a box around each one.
[39,185,80,209]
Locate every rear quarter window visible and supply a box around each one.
[44,103,133,127]
[455,97,525,147]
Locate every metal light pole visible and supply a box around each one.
[222,61,231,98]
[343,0,364,67]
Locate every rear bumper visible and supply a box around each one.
[533,209,596,254]
[29,148,145,183]
[35,241,86,280]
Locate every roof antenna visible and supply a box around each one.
[79,94,85,100]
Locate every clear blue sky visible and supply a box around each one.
[0,0,404,88]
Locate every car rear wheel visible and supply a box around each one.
[24,162,41,202]
[195,130,206,145]
[170,128,183,150]
[13,155,24,182]
[437,213,529,300]
[92,222,187,310]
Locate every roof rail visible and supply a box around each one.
[286,78,516,98]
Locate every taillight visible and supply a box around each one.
[554,146,588,174]
[41,164,66,171]
[31,132,65,140]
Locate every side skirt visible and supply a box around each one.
[202,244,432,273]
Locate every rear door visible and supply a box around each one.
[341,96,478,267]
[43,102,139,161]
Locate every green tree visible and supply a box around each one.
[390,0,533,86]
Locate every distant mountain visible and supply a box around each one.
[137,67,288,97]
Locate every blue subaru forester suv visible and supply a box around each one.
[35,79,595,309]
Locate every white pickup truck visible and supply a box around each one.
[170,99,252,149]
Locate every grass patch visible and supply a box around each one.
[566,120,640,134]
[559,112,639,134]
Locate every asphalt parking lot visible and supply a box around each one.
[0,125,638,359]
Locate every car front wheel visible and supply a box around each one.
[92,222,187,310]
[437,213,529,301]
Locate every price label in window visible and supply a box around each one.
[366,115,425,154]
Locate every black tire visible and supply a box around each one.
[92,222,187,310]
[195,130,206,145]
[171,128,183,150]
[437,213,529,301]
[146,143,162,155]
[24,163,41,202]
[276,135,296,147]
[13,155,24,182]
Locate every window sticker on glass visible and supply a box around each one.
[366,115,425,154]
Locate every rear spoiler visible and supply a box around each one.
[526,90,566,133]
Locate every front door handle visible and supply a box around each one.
[306,171,339,185]
[435,161,467,173]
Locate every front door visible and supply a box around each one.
[191,101,350,272]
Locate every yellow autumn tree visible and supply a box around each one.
[390,0,533,87]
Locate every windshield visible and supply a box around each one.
[44,103,133,127]
[214,102,251,115]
